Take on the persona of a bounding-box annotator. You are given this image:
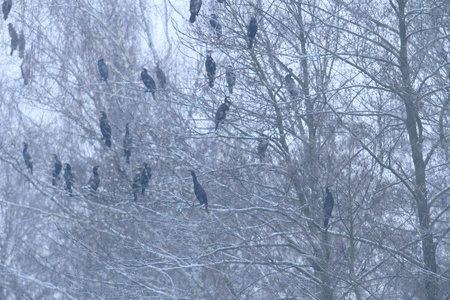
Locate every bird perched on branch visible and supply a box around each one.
[2,0,12,21]
[100,111,112,148]
[226,65,236,94]
[18,30,25,59]
[188,170,208,214]
[132,165,141,201]
[189,0,202,23]
[87,166,100,193]
[284,74,299,98]
[22,142,33,174]
[209,14,222,37]
[141,68,156,99]
[98,57,108,83]
[205,50,216,88]
[257,138,269,161]
[123,123,132,164]
[140,163,151,195]
[215,96,232,131]
[8,23,18,56]
[21,55,30,85]
[155,63,167,89]
[52,154,62,185]
[323,186,334,228]
[247,15,258,49]
[63,163,74,196]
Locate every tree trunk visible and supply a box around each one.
[397,1,438,298]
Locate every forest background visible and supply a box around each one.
[0,0,449,299]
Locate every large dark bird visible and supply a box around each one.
[21,55,30,85]
[100,111,112,148]
[141,68,156,99]
[63,163,74,197]
[2,0,12,20]
[52,154,62,186]
[209,14,222,37]
[257,139,269,161]
[131,166,141,201]
[8,23,18,56]
[123,123,132,164]
[188,170,208,214]
[226,65,236,94]
[215,96,232,131]
[87,166,100,192]
[98,57,108,83]
[140,163,152,195]
[155,63,167,89]
[323,186,334,228]
[18,30,25,59]
[22,142,33,174]
[284,74,299,98]
[205,50,216,88]
[247,15,258,49]
[189,0,202,23]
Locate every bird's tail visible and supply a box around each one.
[151,91,156,100]
[52,178,56,186]
[215,122,219,131]
[133,192,137,201]
[142,188,145,195]
[205,204,209,214]
[189,14,196,23]
[324,217,329,228]
[106,139,111,148]
[248,38,253,49]
[126,155,130,164]
[208,77,214,88]
[10,49,14,56]
[228,85,233,94]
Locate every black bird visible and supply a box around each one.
[323,186,334,228]
[2,0,12,20]
[217,0,224,3]
[189,0,202,23]
[100,111,112,148]
[8,23,18,56]
[257,139,269,161]
[21,56,30,85]
[215,96,232,131]
[87,166,100,192]
[123,123,132,164]
[18,30,25,59]
[140,163,152,195]
[188,170,208,214]
[63,163,74,197]
[52,154,62,186]
[131,166,141,201]
[98,57,108,83]
[284,74,299,98]
[205,50,216,88]
[247,15,258,49]
[209,14,222,37]
[226,65,236,94]
[22,142,33,174]
[141,68,156,99]
[155,63,167,89]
